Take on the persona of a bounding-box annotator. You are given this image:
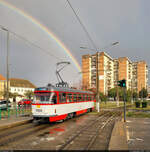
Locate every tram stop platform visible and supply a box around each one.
[109,117,150,150]
[0,115,33,130]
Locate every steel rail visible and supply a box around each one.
[86,115,116,150]
[58,111,111,150]
[0,124,51,147]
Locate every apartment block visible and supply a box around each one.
[99,52,114,94]
[116,57,132,90]
[82,52,114,94]
[82,52,148,94]
[82,55,91,90]
[137,61,148,92]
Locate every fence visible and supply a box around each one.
[0,105,32,120]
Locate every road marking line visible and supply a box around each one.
[136,138,144,142]
[126,127,130,141]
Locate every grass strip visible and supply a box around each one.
[127,111,150,118]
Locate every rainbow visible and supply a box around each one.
[0,0,81,71]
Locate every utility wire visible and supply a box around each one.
[66,0,97,50]
[0,25,63,61]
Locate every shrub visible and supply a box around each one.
[142,101,147,108]
[135,102,140,108]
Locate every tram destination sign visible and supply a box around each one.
[35,87,48,91]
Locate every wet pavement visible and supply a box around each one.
[126,118,150,150]
[0,115,33,130]
[0,114,102,150]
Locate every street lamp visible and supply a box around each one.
[80,42,119,112]
[1,27,10,108]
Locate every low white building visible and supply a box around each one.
[9,78,36,102]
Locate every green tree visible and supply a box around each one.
[132,91,138,100]
[126,89,132,102]
[24,90,34,99]
[99,92,107,103]
[139,88,148,99]
[108,88,117,101]
[118,88,124,101]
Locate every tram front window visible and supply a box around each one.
[34,93,57,104]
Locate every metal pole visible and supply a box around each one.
[117,85,119,107]
[123,87,126,122]
[96,52,100,112]
[6,30,9,108]
[131,78,133,103]
[141,83,143,101]
[2,27,10,108]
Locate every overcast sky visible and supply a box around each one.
[0,0,150,87]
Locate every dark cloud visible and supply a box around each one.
[0,0,150,86]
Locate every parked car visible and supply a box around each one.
[0,100,11,110]
[18,99,32,106]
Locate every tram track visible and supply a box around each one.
[58,111,121,150]
[0,122,37,139]
[0,123,51,147]
[86,115,115,150]
[0,110,121,150]
[0,113,99,148]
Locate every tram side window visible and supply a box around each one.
[67,93,72,102]
[83,94,85,101]
[73,94,77,102]
[89,95,91,101]
[59,93,66,103]
[86,95,88,101]
[93,95,95,100]
[91,95,93,101]
[78,94,82,102]
[84,94,87,101]
[92,95,94,100]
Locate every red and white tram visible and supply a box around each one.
[32,85,95,122]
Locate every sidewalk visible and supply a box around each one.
[126,117,150,150]
[109,120,128,150]
[0,115,33,130]
[109,117,150,150]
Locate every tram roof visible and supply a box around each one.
[35,85,93,94]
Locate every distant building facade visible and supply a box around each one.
[82,52,148,94]
[9,78,36,102]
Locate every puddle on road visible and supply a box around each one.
[49,127,65,134]
[53,128,65,131]
[38,131,50,137]
[37,126,65,138]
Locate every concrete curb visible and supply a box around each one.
[0,118,33,130]
[108,120,128,150]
